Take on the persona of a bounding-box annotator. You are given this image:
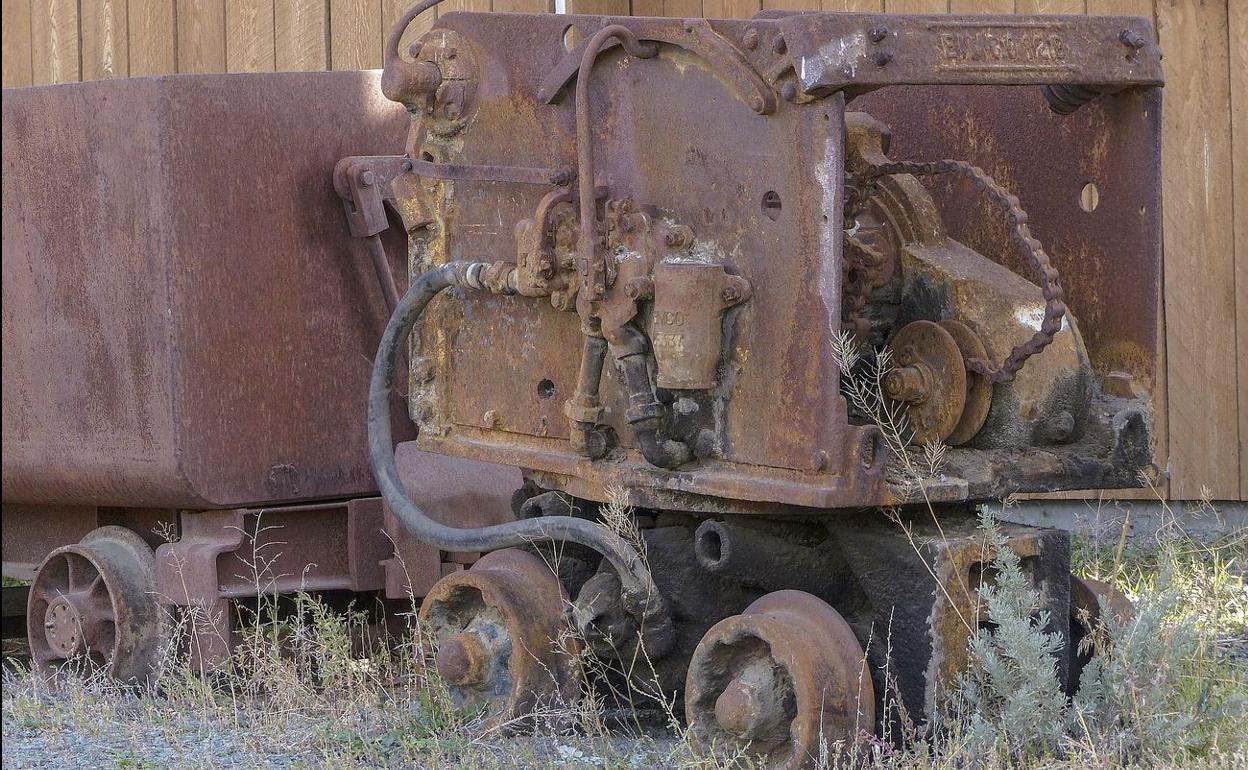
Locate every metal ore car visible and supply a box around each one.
[3,6,1161,768]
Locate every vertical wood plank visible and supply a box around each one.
[331,0,384,70]
[276,0,328,71]
[823,0,884,10]
[1156,0,1239,499]
[950,0,1012,13]
[759,0,814,15]
[81,0,129,80]
[1231,0,1248,497]
[1086,0,1150,18]
[382,0,436,66]
[494,0,551,13]
[129,0,176,76]
[819,0,883,10]
[227,0,276,72]
[31,0,79,84]
[703,0,762,18]
[178,0,228,73]
[1,0,34,87]
[433,0,489,22]
[565,0,629,13]
[886,0,948,14]
[1016,0,1084,13]
[758,0,818,13]
[631,0,664,15]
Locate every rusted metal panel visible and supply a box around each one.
[405,12,882,509]
[853,85,1163,393]
[773,13,1163,94]
[385,11,1160,513]
[2,72,412,508]
[1,505,99,579]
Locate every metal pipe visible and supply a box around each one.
[368,262,675,655]
[574,25,657,298]
[365,234,402,313]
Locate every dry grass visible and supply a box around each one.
[4,494,1244,769]
[4,344,1245,768]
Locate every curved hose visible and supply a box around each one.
[368,261,675,655]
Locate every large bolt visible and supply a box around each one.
[1119,29,1147,50]
[715,679,756,737]
[883,365,927,403]
[742,28,759,51]
[435,632,490,687]
[714,675,784,741]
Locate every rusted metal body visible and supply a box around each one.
[154,449,518,670]
[3,72,519,675]
[355,10,1162,517]
[345,8,1161,763]
[1,72,410,511]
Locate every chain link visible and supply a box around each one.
[851,159,1066,384]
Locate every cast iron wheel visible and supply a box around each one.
[26,526,163,684]
[686,590,874,769]
[419,548,580,730]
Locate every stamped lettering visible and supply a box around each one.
[932,24,1072,73]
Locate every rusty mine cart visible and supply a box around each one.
[2,4,1162,768]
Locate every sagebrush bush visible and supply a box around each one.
[943,503,1248,768]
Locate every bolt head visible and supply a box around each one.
[359,170,376,187]
[435,633,489,687]
[871,50,893,67]
[869,26,889,44]
[742,28,759,51]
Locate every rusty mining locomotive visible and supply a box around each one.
[3,3,1161,767]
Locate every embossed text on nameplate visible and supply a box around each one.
[930,21,1075,74]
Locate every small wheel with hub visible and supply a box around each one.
[938,319,992,445]
[419,548,580,730]
[26,526,163,684]
[885,319,992,446]
[686,590,874,769]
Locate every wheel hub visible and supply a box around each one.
[435,631,493,687]
[43,597,89,656]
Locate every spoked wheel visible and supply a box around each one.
[1068,575,1134,695]
[686,590,875,769]
[26,526,163,684]
[419,548,580,730]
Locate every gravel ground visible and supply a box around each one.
[1,642,683,770]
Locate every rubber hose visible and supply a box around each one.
[367,261,675,653]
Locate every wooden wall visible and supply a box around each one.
[2,1,1244,501]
